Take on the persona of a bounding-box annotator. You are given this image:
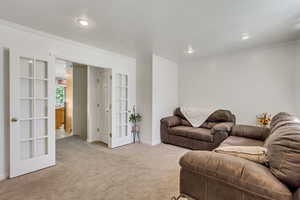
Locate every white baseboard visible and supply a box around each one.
[140,139,161,146]
[140,139,153,146]
[0,173,8,181]
[151,140,161,146]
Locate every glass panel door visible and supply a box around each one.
[18,57,49,160]
[115,73,128,139]
[10,49,55,178]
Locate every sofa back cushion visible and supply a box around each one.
[266,113,300,189]
[174,107,186,119]
[270,112,297,132]
[174,107,235,129]
[206,109,235,123]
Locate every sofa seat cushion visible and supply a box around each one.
[180,151,292,200]
[169,126,213,142]
[220,136,264,147]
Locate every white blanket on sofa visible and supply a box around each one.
[180,107,216,127]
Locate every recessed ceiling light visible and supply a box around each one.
[184,45,195,54]
[242,33,250,40]
[77,19,89,26]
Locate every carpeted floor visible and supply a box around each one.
[0,136,188,200]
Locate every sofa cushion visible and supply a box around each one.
[180,151,292,200]
[160,116,181,127]
[200,122,217,129]
[270,112,297,132]
[181,119,192,127]
[206,109,235,123]
[174,107,186,119]
[220,136,264,147]
[174,107,235,126]
[214,146,268,164]
[266,120,300,189]
[231,125,270,141]
[169,126,213,142]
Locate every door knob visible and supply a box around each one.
[11,118,18,122]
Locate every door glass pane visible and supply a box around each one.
[35,80,48,98]
[115,73,128,138]
[20,57,33,77]
[18,58,49,161]
[35,60,48,79]
[20,79,33,98]
[36,138,48,157]
[35,100,48,117]
[20,100,33,118]
[122,75,128,87]
[20,120,33,139]
[35,119,48,137]
[21,140,33,160]
[117,74,122,86]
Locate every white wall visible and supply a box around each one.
[136,53,179,145]
[0,47,4,180]
[179,42,298,125]
[0,48,9,181]
[0,47,9,180]
[73,64,88,139]
[152,55,178,145]
[295,41,300,116]
[0,20,136,180]
[136,51,153,145]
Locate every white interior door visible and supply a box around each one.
[10,49,55,178]
[102,70,112,145]
[87,67,111,144]
[111,72,132,148]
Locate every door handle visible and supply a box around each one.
[11,118,18,122]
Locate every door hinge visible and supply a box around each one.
[110,75,112,80]
[109,133,112,137]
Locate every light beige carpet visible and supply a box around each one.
[0,136,188,200]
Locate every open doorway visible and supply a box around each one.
[55,60,73,139]
[55,59,112,146]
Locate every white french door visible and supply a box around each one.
[10,49,55,178]
[110,72,132,148]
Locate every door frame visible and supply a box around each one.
[54,57,134,149]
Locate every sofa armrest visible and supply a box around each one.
[160,116,181,127]
[160,116,181,143]
[231,124,270,141]
[211,122,234,135]
[180,151,291,200]
[294,188,300,200]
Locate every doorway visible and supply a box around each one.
[55,59,112,145]
[55,60,73,139]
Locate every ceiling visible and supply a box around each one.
[0,0,300,61]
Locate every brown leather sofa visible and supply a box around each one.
[178,112,300,200]
[161,108,236,150]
